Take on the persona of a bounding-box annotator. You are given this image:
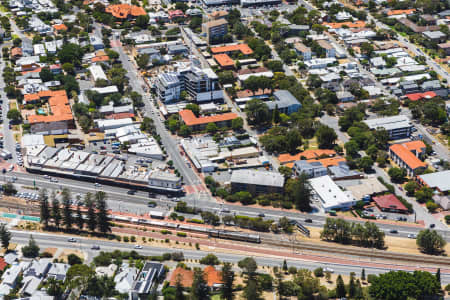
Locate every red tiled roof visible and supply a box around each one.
[105,4,146,19]
[204,266,223,287]
[179,110,238,126]
[0,258,7,272]
[236,88,272,98]
[213,54,235,68]
[279,149,336,164]
[53,24,68,31]
[307,156,345,168]
[402,140,426,154]
[168,9,185,18]
[211,44,253,55]
[389,143,427,170]
[11,47,22,57]
[107,112,135,119]
[92,55,110,63]
[322,21,366,29]
[373,194,408,211]
[405,91,436,101]
[387,9,415,16]
[169,267,194,287]
[27,90,73,124]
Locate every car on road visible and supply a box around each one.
[127,190,137,195]
[430,224,435,228]
[50,177,58,183]
[171,197,181,202]
[324,267,334,273]
[389,229,398,234]
[68,238,77,242]
[258,213,265,218]
[134,245,143,249]
[91,245,100,250]
[305,218,313,223]
[94,183,101,187]
[407,234,416,239]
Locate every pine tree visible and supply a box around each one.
[0,224,11,250]
[95,191,110,234]
[361,268,365,281]
[85,193,97,232]
[190,268,209,300]
[275,270,284,300]
[175,274,185,300]
[51,191,61,229]
[61,188,73,230]
[221,263,235,300]
[336,275,346,298]
[348,273,356,298]
[272,104,281,124]
[39,188,50,228]
[76,203,84,231]
[355,279,364,299]
[436,268,441,284]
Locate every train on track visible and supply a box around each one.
[110,214,261,243]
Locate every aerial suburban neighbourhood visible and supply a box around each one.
[0,0,446,298]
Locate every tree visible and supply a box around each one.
[239,257,261,300]
[7,109,21,122]
[95,191,110,234]
[415,186,433,203]
[136,54,149,69]
[361,268,366,281]
[200,253,220,265]
[245,99,270,126]
[345,140,360,157]
[62,62,75,75]
[76,202,84,231]
[175,274,185,300]
[231,117,243,131]
[436,268,441,284]
[86,193,97,232]
[206,122,218,134]
[285,173,312,211]
[178,125,192,137]
[286,129,302,154]
[51,192,61,229]
[369,270,440,300]
[336,275,346,298]
[58,43,84,66]
[47,278,64,298]
[0,224,11,250]
[404,181,418,196]
[416,229,446,255]
[348,273,356,298]
[61,188,73,230]
[68,253,83,265]
[136,14,149,28]
[221,262,235,300]
[359,156,374,173]
[39,68,54,82]
[190,268,209,300]
[22,235,40,258]
[39,189,50,228]
[185,103,200,117]
[388,167,406,183]
[272,105,281,124]
[360,42,374,57]
[278,166,292,180]
[2,183,16,196]
[316,125,337,149]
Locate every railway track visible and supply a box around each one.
[263,236,450,268]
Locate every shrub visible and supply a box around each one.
[314,267,324,277]
[123,236,129,242]
[195,243,200,250]
[130,236,136,242]
[161,230,172,235]
[188,218,204,224]
[445,215,450,225]
[177,232,187,237]
[177,215,185,221]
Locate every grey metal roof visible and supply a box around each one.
[266,90,301,110]
[230,169,284,188]
[418,170,450,192]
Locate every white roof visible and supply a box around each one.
[364,115,411,131]
[418,170,450,192]
[89,65,108,82]
[309,175,357,211]
[22,134,45,147]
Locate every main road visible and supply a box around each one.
[10,230,450,284]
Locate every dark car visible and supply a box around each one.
[430,224,435,228]
[91,245,100,250]
[305,219,313,223]
[127,190,137,195]
[389,229,398,234]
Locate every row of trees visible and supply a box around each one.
[321,218,385,249]
[40,188,111,235]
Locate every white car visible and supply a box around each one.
[134,245,143,249]
[407,234,417,239]
[324,267,334,273]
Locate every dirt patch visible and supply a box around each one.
[42,247,58,257]
[58,249,85,263]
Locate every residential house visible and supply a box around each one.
[179,109,237,131]
[438,42,450,55]
[336,91,355,102]
[115,266,139,294]
[317,39,336,58]
[423,31,446,42]
[294,42,312,60]
[130,262,164,300]
[105,4,146,20]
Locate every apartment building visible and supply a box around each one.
[202,18,228,44]
[389,141,427,177]
[363,115,412,139]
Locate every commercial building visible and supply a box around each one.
[179,109,237,131]
[230,169,284,195]
[389,141,427,177]
[363,115,412,139]
[373,194,409,214]
[293,160,328,178]
[89,65,108,82]
[417,170,450,194]
[202,18,228,44]
[265,90,302,115]
[155,65,223,103]
[309,175,357,212]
